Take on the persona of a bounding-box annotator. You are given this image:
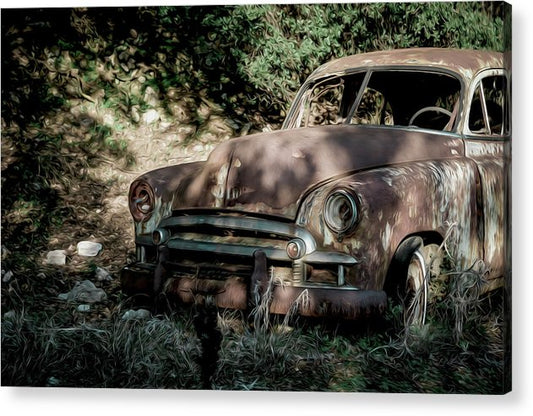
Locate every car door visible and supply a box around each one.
[463,69,511,284]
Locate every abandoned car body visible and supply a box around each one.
[121,48,511,324]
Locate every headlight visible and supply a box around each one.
[324,189,358,237]
[129,180,155,222]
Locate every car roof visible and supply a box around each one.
[309,48,507,81]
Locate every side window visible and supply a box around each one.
[298,72,366,128]
[302,80,345,127]
[468,75,508,136]
[351,88,394,126]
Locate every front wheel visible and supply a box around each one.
[388,238,443,328]
[404,243,442,326]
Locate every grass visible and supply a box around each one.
[1,260,507,393]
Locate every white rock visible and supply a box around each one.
[131,106,141,123]
[121,308,151,321]
[95,266,112,281]
[77,241,102,257]
[142,109,160,124]
[46,250,67,265]
[143,86,159,107]
[58,280,107,304]
[77,304,91,312]
[2,270,13,283]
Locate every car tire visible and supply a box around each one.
[388,238,442,328]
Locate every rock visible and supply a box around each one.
[131,106,141,123]
[121,309,151,321]
[77,304,91,312]
[58,280,107,304]
[77,241,102,257]
[46,377,61,387]
[3,310,17,320]
[2,270,14,283]
[46,250,67,265]
[142,109,160,124]
[1,245,10,260]
[95,266,112,281]
[102,112,115,127]
[143,86,159,107]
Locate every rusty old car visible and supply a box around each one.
[121,48,511,326]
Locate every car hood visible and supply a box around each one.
[172,124,463,219]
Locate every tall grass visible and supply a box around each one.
[2,257,506,392]
[1,308,201,388]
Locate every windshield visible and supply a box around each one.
[287,70,462,132]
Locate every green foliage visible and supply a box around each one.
[1,3,509,132]
[184,2,507,114]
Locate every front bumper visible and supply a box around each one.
[121,253,387,320]
[122,213,387,319]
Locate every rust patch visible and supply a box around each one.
[309,48,504,83]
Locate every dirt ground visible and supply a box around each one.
[33,99,271,303]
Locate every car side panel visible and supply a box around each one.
[298,158,485,291]
[465,139,509,282]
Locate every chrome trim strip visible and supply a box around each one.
[135,214,359,266]
[167,237,290,261]
[302,251,358,265]
[162,237,357,265]
[159,215,317,252]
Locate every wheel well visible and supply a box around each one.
[415,231,444,246]
[384,231,444,295]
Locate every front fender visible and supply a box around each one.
[130,162,205,235]
[296,158,483,290]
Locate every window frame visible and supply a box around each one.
[464,69,510,138]
[282,66,465,132]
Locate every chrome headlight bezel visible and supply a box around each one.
[152,228,170,245]
[129,180,155,222]
[324,189,359,237]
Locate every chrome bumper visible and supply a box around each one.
[121,250,387,320]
